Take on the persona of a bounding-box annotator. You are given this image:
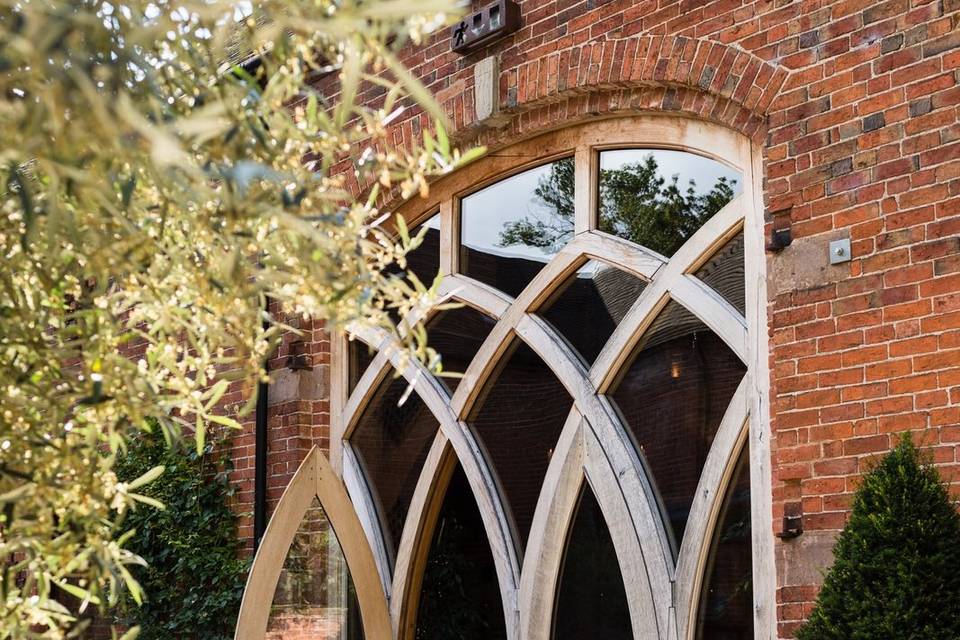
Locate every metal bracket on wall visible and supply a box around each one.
[285,340,313,371]
[451,0,521,54]
[766,207,793,252]
[776,502,804,539]
[829,237,852,265]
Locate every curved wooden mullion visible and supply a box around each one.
[437,273,511,319]
[513,313,593,400]
[576,230,666,280]
[513,313,675,611]
[341,347,393,441]
[682,218,746,276]
[668,275,748,364]
[590,195,745,393]
[342,444,396,597]
[669,193,745,275]
[582,425,663,639]
[384,352,523,640]
[590,283,672,393]
[674,376,750,640]
[235,447,392,640]
[519,409,585,640]
[449,246,586,418]
[391,432,456,640]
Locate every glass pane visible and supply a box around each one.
[695,231,746,316]
[468,339,573,551]
[400,211,441,287]
[609,300,745,554]
[598,150,741,257]
[415,464,506,640]
[539,260,647,365]
[347,339,376,396]
[553,484,632,640]
[697,444,753,640]
[426,305,497,393]
[460,158,574,298]
[350,371,439,563]
[384,213,440,327]
[268,497,364,640]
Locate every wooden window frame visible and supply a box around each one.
[238,115,775,640]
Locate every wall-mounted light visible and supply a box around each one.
[450,0,521,54]
[766,207,793,252]
[285,340,312,371]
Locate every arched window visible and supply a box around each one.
[240,116,774,640]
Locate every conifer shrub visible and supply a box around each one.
[797,434,960,640]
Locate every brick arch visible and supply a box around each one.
[344,36,790,206]
[440,35,789,147]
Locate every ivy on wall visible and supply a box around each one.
[114,430,249,640]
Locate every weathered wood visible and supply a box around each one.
[518,409,585,640]
[674,378,750,640]
[391,433,455,640]
[244,114,771,640]
[235,448,392,640]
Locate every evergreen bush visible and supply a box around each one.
[113,430,249,640]
[797,434,960,640]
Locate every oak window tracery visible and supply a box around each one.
[468,338,574,551]
[608,300,746,555]
[553,483,633,640]
[241,118,772,640]
[350,371,439,566]
[538,260,648,366]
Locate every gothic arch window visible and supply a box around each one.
[238,116,774,640]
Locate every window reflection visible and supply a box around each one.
[468,339,574,550]
[268,497,364,640]
[384,213,441,326]
[350,371,439,565]
[539,260,647,365]
[415,464,506,640]
[425,305,497,393]
[404,212,441,287]
[553,484,632,640]
[695,231,746,316]
[609,300,745,554]
[460,158,574,298]
[697,444,753,640]
[598,150,741,257]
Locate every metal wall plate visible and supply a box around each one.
[829,237,851,265]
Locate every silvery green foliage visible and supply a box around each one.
[0,1,478,636]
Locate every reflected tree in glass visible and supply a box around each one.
[499,152,738,257]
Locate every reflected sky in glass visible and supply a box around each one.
[460,162,571,265]
[599,149,741,196]
[598,149,742,257]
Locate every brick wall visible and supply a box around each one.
[225,0,960,638]
[225,311,331,554]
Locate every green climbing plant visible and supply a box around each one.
[113,429,248,640]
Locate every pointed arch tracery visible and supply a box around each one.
[239,115,774,640]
